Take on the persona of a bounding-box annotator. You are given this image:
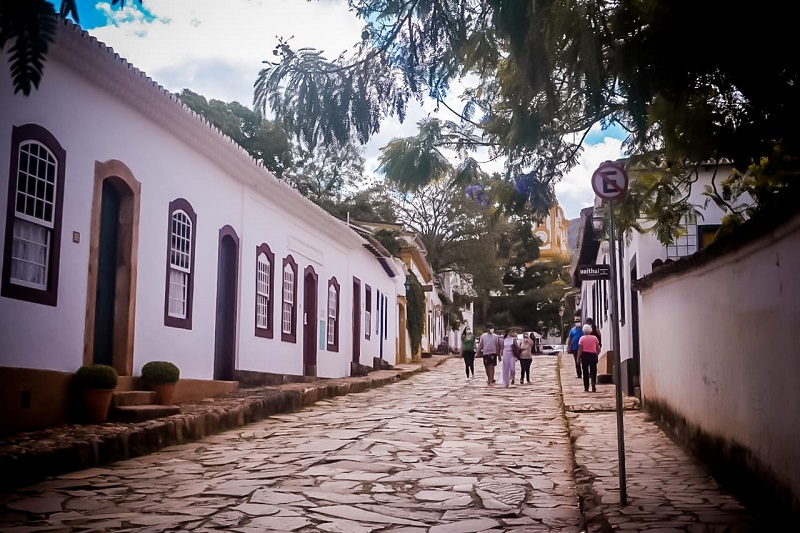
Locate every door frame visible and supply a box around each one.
[83,160,140,376]
[213,225,239,381]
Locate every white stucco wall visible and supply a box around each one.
[0,25,400,380]
[638,214,800,501]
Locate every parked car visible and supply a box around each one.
[541,344,564,355]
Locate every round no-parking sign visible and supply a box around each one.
[591,162,629,201]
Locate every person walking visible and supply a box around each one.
[477,324,501,386]
[461,326,476,380]
[577,324,600,392]
[567,318,584,378]
[501,329,521,387]
[519,332,534,384]
[586,317,602,351]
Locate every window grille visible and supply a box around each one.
[282,266,294,334]
[168,210,192,318]
[256,253,270,328]
[10,141,57,289]
[327,284,337,345]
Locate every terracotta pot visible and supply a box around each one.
[151,382,177,405]
[82,389,113,423]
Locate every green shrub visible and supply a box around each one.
[141,361,180,385]
[75,364,118,390]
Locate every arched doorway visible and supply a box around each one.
[214,226,239,381]
[84,160,140,376]
[303,266,318,377]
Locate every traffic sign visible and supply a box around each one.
[592,162,629,201]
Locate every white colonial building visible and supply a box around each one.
[0,20,404,431]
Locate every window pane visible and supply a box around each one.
[282,302,292,333]
[256,255,270,329]
[16,142,56,227]
[168,269,188,318]
[10,218,49,289]
[170,211,192,272]
[257,294,268,328]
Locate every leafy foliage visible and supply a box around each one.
[0,0,58,96]
[179,89,294,178]
[179,89,383,221]
[1,1,143,95]
[405,272,425,356]
[254,0,799,236]
[141,361,180,385]
[74,364,118,390]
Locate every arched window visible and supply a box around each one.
[281,255,298,342]
[327,277,340,351]
[164,199,196,329]
[255,244,274,338]
[2,125,66,306]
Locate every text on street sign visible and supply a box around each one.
[579,264,611,280]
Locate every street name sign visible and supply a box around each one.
[591,162,629,201]
[578,264,611,280]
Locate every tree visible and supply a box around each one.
[253,0,799,240]
[179,89,294,178]
[8,2,797,240]
[290,141,367,208]
[179,89,378,221]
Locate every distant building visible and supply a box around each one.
[532,202,570,259]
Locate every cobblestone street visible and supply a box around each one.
[0,357,763,532]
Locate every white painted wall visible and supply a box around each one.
[0,25,400,380]
[638,213,800,504]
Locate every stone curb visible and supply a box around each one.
[0,356,450,492]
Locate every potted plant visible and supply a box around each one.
[141,361,180,405]
[74,364,118,423]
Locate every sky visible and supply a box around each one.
[50,0,624,220]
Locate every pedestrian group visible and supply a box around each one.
[461,319,601,393]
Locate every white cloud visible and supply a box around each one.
[84,0,622,214]
[555,137,624,220]
[90,0,364,105]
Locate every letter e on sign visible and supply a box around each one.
[592,162,629,201]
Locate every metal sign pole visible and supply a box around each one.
[607,200,628,506]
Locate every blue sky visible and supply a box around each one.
[47,0,622,219]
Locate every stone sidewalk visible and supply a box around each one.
[557,356,763,531]
[0,357,448,492]
[0,355,768,531]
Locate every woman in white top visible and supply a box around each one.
[501,329,521,387]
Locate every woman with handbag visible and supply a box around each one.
[519,332,534,384]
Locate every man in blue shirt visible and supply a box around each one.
[567,318,584,378]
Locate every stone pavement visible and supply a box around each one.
[0,356,766,531]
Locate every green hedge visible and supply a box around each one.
[75,364,118,390]
[141,361,180,385]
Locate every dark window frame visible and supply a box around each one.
[2,124,66,306]
[281,254,298,343]
[255,243,275,338]
[163,198,197,329]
